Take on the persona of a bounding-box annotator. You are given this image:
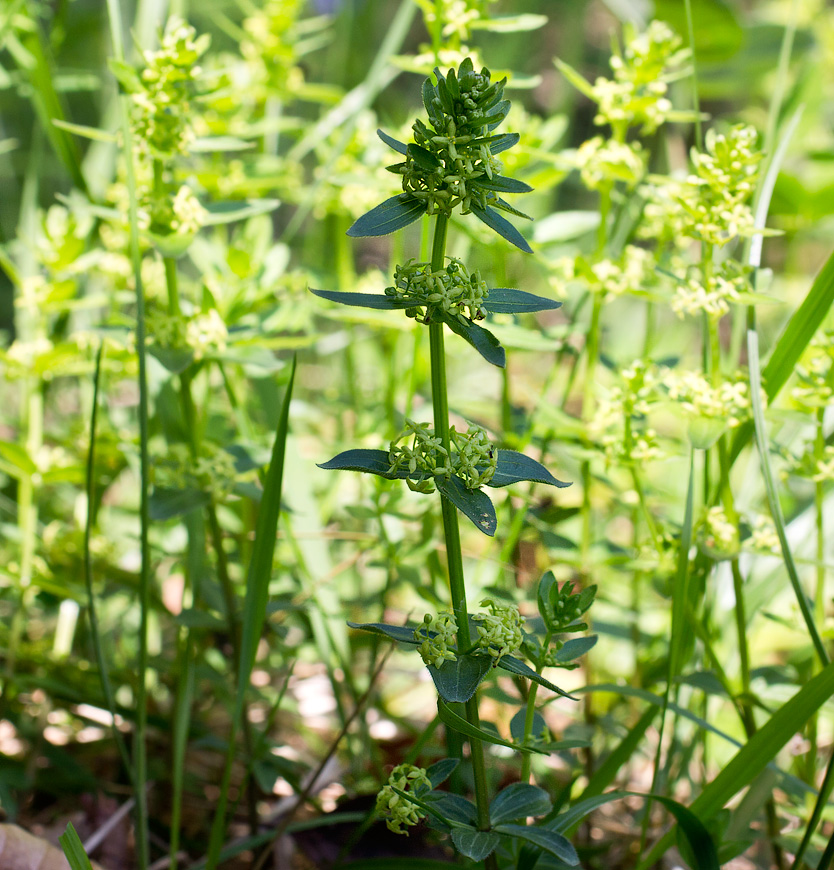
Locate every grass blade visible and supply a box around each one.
[205,355,297,869]
[59,823,94,870]
[747,330,828,665]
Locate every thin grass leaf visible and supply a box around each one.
[554,57,596,100]
[205,356,297,870]
[730,246,834,464]
[59,823,94,870]
[747,331,828,665]
[52,119,117,143]
[639,659,834,868]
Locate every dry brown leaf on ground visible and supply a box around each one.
[0,823,107,870]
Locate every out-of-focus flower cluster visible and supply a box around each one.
[663,369,753,429]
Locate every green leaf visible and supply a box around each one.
[60,823,94,870]
[0,440,37,478]
[485,132,520,154]
[425,758,459,789]
[376,130,408,157]
[553,635,597,664]
[407,143,443,171]
[423,792,477,826]
[641,660,834,866]
[310,289,404,310]
[347,621,420,645]
[436,474,497,536]
[149,487,210,521]
[470,13,548,32]
[470,203,532,253]
[537,571,557,625]
[451,829,501,861]
[202,199,281,226]
[490,784,552,825]
[52,119,117,143]
[483,288,561,314]
[730,245,834,464]
[437,700,546,754]
[148,344,195,374]
[494,823,579,865]
[489,451,571,488]
[554,58,596,100]
[428,654,493,703]
[442,314,506,368]
[510,707,549,744]
[318,448,397,478]
[474,174,533,194]
[347,195,427,237]
[107,57,142,93]
[190,136,255,152]
[654,0,743,62]
[651,795,720,870]
[496,655,577,700]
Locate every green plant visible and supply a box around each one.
[312,57,597,868]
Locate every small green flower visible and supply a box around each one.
[473,597,524,665]
[376,764,432,835]
[414,611,458,668]
[384,258,489,325]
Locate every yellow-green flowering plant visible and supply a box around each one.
[312,59,596,868]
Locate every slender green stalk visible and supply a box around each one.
[106,1,151,863]
[519,628,552,784]
[684,0,703,150]
[426,213,493,849]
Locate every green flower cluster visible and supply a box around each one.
[376,764,432,834]
[388,419,496,492]
[594,20,686,134]
[791,332,834,411]
[676,125,762,246]
[133,18,210,157]
[473,597,524,664]
[391,58,513,216]
[384,258,488,325]
[414,611,458,667]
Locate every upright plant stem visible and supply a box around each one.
[426,213,493,848]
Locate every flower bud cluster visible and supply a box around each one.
[675,126,762,246]
[142,184,208,239]
[790,332,834,411]
[384,258,488,325]
[133,18,210,157]
[394,58,510,216]
[593,20,686,134]
[664,369,753,428]
[241,0,305,97]
[587,245,654,296]
[574,137,645,192]
[784,444,834,484]
[414,611,458,668]
[701,506,739,558]
[388,419,496,492]
[473,597,524,664]
[671,271,746,320]
[376,764,432,835]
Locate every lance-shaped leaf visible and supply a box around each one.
[474,131,519,153]
[377,128,407,155]
[407,143,443,172]
[310,289,410,311]
[490,784,552,825]
[473,174,533,194]
[442,314,506,368]
[483,288,561,314]
[553,635,597,664]
[437,700,547,754]
[425,758,459,790]
[424,792,478,827]
[496,654,577,699]
[470,203,532,253]
[451,829,501,861]
[493,823,579,865]
[347,621,421,645]
[436,474,497,536]
[318,448,399,478]
[428,653,493,703]
[347,194,427,237]
[488,450,571,488]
